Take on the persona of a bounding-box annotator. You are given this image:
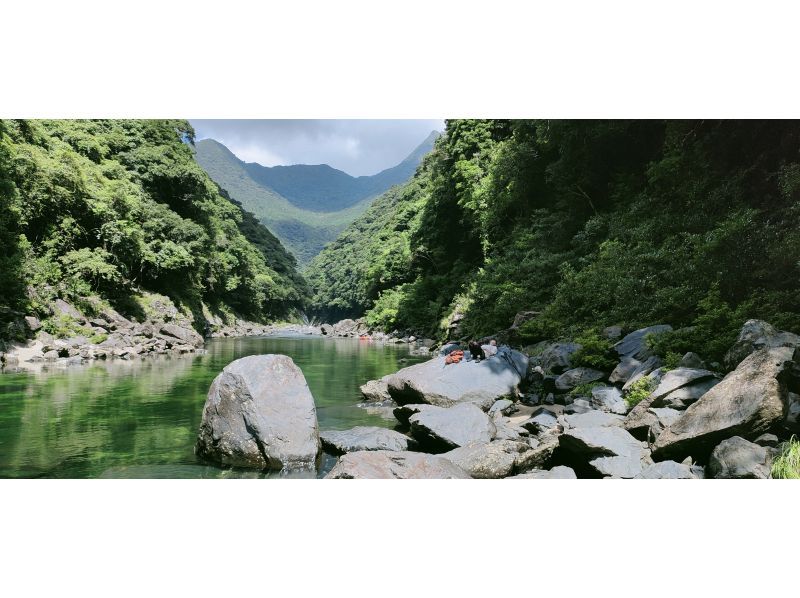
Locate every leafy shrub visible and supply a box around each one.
[624,376,656,408]
[571,329,618,371]
[662,351,682,371]
[771,436,800,479]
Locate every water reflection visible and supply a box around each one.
[0,336,423,478]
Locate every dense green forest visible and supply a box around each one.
[0,119,307,332]
[194,133,437,266]
[306,119,800,363]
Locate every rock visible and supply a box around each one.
[43,350,59,361]
[657,378,720,410]
[563,399,594,415]
[324,451,471,479]
[3,354,19,366]
[320,427,416,455]
[648,368,719,404]
[533,342,581,374]
[590,386,627,414]
[559,426,650,478]
[507,466,577,479]
[707,436,771,479]
[53,298,83,320]
[554,367,605,392]
[488,399,516,416]
[561,410,625,429]
[195,354,321,470]
[521,408,560,434]
[679,352,705,369]
[24,316,42,332]
[392,403,436,426]
[441,440,532,478]
[408,403,496,452]
[603,326,623,340]
[635,460,703,479]
[786,392,800,428]
[360,375,392,402]
[650,407,682,429]
[160,323,203,348]
[387,347,528,408]
[609,357,642,384]
[614,325,672,360]
[753,433,780,448]
[653,347,797,462]
[724,319,800,370]
[622,356,663,391]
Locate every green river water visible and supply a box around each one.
[0,335,424,479]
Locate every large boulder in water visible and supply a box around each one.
[320,426,416,455]
[195,354,321,470]
[387,347,528,408]
[653,347,798,462]
[325,451,471,479]
[724,319,800,369]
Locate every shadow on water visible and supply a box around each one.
[0,335,425,479]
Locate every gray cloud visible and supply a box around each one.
[190,119,444,177]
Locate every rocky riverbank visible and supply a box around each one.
[192,317,800,479]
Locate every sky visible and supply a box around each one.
[190,119,445,177]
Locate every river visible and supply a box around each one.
[0,335,426,478]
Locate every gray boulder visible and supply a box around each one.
[724,319,800,370]
[387,347,528,408]
[559,426,650,478]
[408,403,496,452]
[507,466,577,479]
[320,427,416,455]
[657,378,720,410]
[195,354,321,470]
[707,436,771,479]
[609,357,642,385]
[534,342,581,374]
[441,440,532,479]
[325,451,470,479]
[488,398,516,416]
[360,375,392,402]
[392,403,436,426]
[53,298,83,320]
[648,368,719,404]
[591,386,627,414]
[614,325,672,360]
[679,352,706,369]
[635,460,703,479]
[653,347,797,462]
[554,367,605,391]
[521,408,560,434]
[561,410,624,429]
[622,356,663,391]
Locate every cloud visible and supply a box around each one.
[190,119,444,176]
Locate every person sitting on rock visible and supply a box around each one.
[468,340,485,362]
[481,339,498,359]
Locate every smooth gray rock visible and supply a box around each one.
[614,325,672,360]
[559,426,649,478]
[635,460,703,479]
[325,451,471,479]
[648,368,718,403]
[408,403,496,452]
[657,378,720,409]
[609,357,642,385]
[561,410,625,429]
[724,319,800,370]
[441,440,532,479]
[320,427,416,455]
[24,316,42,332]
[753,433,780,448]
[507,466,577,479]
[649,407,682,429]
[563,398,594,414]
[534,342,581,374]
[555,367,605,391]
[196,354,321,470]
[653,347,796,461]
[591,386,627,414]
[360,375,392,402]
[679,352,706,369]
[488,398,515,416]
[521,408,560,434]
[53,298,83,320]
[707,436,771,479]
[392,403,436,426]
[387,347,528,408]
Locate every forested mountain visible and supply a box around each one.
[193,132,438,265]
[306,119,800,362]
[0,119,307,332]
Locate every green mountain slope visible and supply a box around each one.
[194,132,438,266]
[0,119,307,330]
[306,119,800,363]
